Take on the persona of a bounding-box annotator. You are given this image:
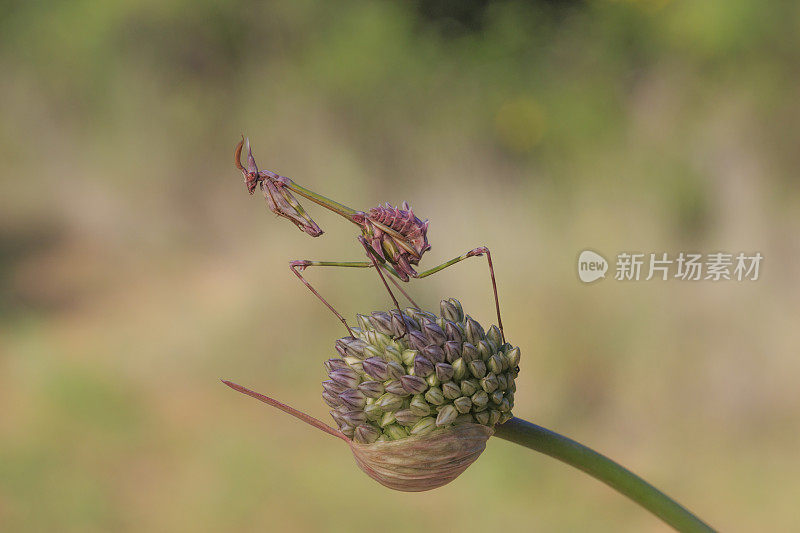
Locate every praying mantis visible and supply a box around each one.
[234,137,504,342]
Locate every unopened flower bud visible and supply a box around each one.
[444,321,463,344]
[461,342,479,363]
[394,408,422,427]
[468,359,487,379]
[362,357,389,380]
[444,341,461,363]
[413,355,434,377]
[435,362,454,382]
[324,358,348,373]
[464,316,485,344]
[322,391,342,407]
[323,379,347,396]
[442,381,461,400]
[477,340,493,361]
[385,380,410,397]
[422,344,445,364]
[488,354,505,374]
[401,375,428,395]
[358,381,385,398]
[486,325,503,347]
[424,386,445,405]
[383,424,408,440]
[339,389,366,410]
[410,416,437,436]
[378,392,403,412]
[354,423,381,444]
[452,358,467,380]
[454,396,473,414]
[471,390,489,409]
[481,373,499,394]
[407,330,428,351]
[330,368,360,389]
[409,395,432,416]
[460,379,479,397]
[387,361,406,380]
[505,347,521,368]
[490,390,504,405]
[340,410,368,426]
[370,311,393,336]
[436,404,458,426]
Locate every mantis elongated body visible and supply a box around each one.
[234,137,504,342]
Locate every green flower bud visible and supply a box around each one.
[409,394,432,416]
[499,398,511,413]
[383,424,408,440]
[480,373,499,394]
[448,298,464,322]
[401,349,418,367]
[436,404,458,427]
[488,354,505,374]
[386,361,405,380]
[424,386,445,405]
[378,392,403,412]
[363,344,383,360]
[460,379,479,397]
[452,358,467,380]
[468,359,487,379]
[379,410,397,427]
[410,416,437,436]
[490,390,504,405]
[486,325,503,348]
[356,314,371,331]
[477,340,493,361]
[464,316,485,344]
[344,356,364,373]
[471,390,489,409]
[442,381,461,400]
[461,342,479,363]
[426,373,440,387]
[505,346,521,368]
[453,396,473,414]
[363,402,383,421]
[488,410,501,426]
[383,345,403,364]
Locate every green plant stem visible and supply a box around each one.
[494,417,715,532]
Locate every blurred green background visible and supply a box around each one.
[2,0,799,531]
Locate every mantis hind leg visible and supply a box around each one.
[289,260,373,336]
[288,259,419,337]
[416,246,505,343]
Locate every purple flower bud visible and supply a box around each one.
[444,321,463,344]
[325,358,348,373]
[444,341,461,363]
[407,330,428,352]
[420,317,446,345]
[322,379,347,395]
[322,391,342,408]
[422,344,445,364]
[340,410,367,426]
[461,342,479,363]
[385,380,410,397]
[358,380,385,398]
[413,355,434,377]
[435,362,454,382]
[400,375,428,395]
[339,388,367,410]
[329,368,360,389]
[362,357,389,381]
